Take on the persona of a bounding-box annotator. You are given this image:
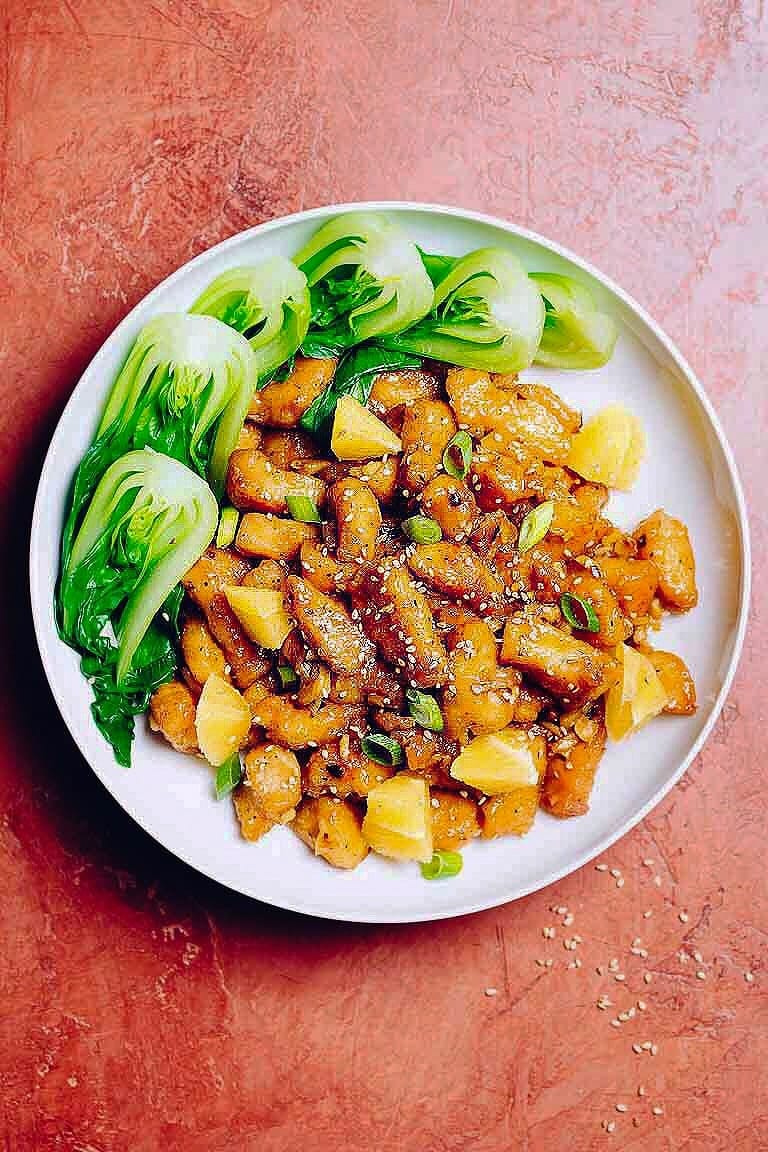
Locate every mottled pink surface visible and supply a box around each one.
[0,2,766,1149]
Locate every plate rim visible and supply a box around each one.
[29,200,752,923]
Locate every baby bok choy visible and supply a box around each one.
[189,257,311,381]
[530,273,617,369]
[62,313,255,566]
[58,449,218,766]
[293,212,434,356]
[381,248,545,373]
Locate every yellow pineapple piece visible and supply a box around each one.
[362,775,433,862]
[606,642,668,740]
[450,726,546,794]
[567,404,645,490]
[224,586,293,649]
[331,394,403,460]
[194,673,251,766]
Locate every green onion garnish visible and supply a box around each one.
[517,500,554,555]
[286,494,321,523]
[361,733,404,766]
[402,515,442,545]
[442,430,472,480]
[420,850,463,880]
[560,592,600,633]
[216,506,239,549]
[215,752,242,800]
[277,663,300,691]
[405,688,444,731]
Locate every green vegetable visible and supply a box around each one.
[530,273,617,369]
[560,592,600,633]
[299,343,421,440]
[286,494,321,524]
[442,430,473,480]
[420,850,463,880]
[294,212,434,353]
[277,664,300,692]
[405,689,443,732]
[517,500,554,555]
[58,449,218,765]
[215,752,243,799]
[64,315,255,556]
[381,247,545,373]
[417,248,458,288]
[216,506,239,549]
[190,257,310,380]
[361,733,404,767]
[402,515,442,545]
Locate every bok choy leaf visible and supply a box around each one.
[58,449,218,765]
[380,248,545,373]
[294,212,434,355]
[299,344,421,441]
[530,273,617,369]
[189,257,310,381]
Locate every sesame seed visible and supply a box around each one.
[650,1044,659,1056]
[693,950,703,963]
[696,970,706,981]
[543,926,555,939]
[610,1019,622,1028]
[745,971,755,983]
[679,911,689,923]
[632,1043,643,1054]
[563,913,574,927]
[610,868,622,878]
[484,987,498,997]
[638,1085,646,1096]
[642,858,654,867]
[643,910,653,919]
[615,1104,628,1113]
[653,875,662,887]
[595,863,608,872]
[606,1120,616,1133]
[643,972,652,984]
[637,999,647,1011]
[616,877,625,889]
[652,1106,663,1117]
[597,996,612,1010]
[614,973,626,982]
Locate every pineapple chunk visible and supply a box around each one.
[450,726,546,794]
[224,586,293,649]
[567,405,645,491]
[606,642,668,740]
[331,394,403,460]
[195,673,251,766]
[362,775,433,862]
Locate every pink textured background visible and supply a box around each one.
[0,2,766,1149]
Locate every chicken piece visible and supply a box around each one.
[509,682,550,724]
[227,449,326,514]
[512,538,568,604]
[260,428,321,470]
[427,791,478,850]
[286,576,377,677]
[205,593,272,690]
[241,744,302,824]
[593,557,658,622]
[399,399,457,493]
[292,797,368,869]
[183,548,251,614]
[470,452,533,511]
[646,650,696,715]
[149,680,199,753]
[180,615,228,686]
[368,368,442,420]
[247,356,336,426]
[241,559,287,592]
[481,790,540,838]
[549,497,611,555]
[635,510,697,611]
[359,559,449,689]
[244,691,366,749]
[236,423,263,452]
[442,615,521,744]
[469,510,517,560]
[299,539,348,594]
[406,542,507,618]
[446,371,577,462]
[541,706,607,818]
[232,789,273,842]
[372,712,462,790]
[420,475,478,542]
[565,569,631,648]
[235,513,318,561]
[330,478,381,565]
[348,456,399,505]
[500,612,613,707]
[304,738,395,798]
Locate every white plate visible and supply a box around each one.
[29,203,750,923]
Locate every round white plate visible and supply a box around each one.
[30,203,750,923]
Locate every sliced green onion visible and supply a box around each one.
[442,431,472,480]
[420,850,463,880]
[216,506,239,549]
[405,688,444,731]
[518,500,554,555]
[560,592,600,633]
[361,733,404,766]
[286,494,321,524]
[215,752,242,800]
[277,663,300,691]
[402,515,442,545]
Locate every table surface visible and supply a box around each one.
[1,3,766,1150]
